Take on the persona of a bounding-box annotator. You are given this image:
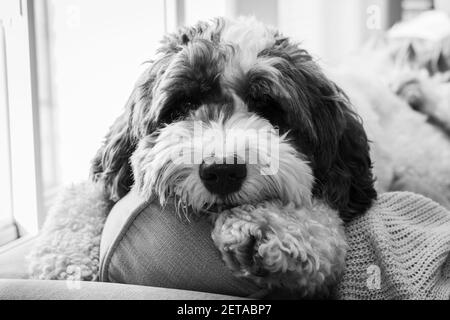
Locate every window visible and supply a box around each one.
[38,0,166,201]
[1,0,43,242]
[0,19,16,245]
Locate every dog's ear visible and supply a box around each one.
[90,89,139,202]
[275,46,377,222]
[90,62,164,201]
[89,22,207,202]
[304,72,376,222]
[311,87,377,222]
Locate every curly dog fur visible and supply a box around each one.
[90,17,375,296]
[30,17,380,297]
[211,200,347,298]
[28,16,450,298]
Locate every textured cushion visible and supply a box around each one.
[101,190,450,300]
[99,189,265,298]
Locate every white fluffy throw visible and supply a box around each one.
[27,182,111,281]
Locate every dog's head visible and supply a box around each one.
[91,17,376,222]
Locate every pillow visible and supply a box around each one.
[99,189,266,298]
[100,189,450,300]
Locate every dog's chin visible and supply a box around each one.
[165,185,297,219]
[188,196,281,215]
[169,197,249,218]
[148,165,314,219]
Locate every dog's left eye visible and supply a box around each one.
[183,102,197,110]
[159,101,199,123]
[248,97,286,130]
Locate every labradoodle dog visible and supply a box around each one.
[89,17,376,297]
[30,17,450,298]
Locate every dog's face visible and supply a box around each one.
[92,17,376,221]
[131,102,314,216]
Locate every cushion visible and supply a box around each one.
[100,189,450,300]
[99,188,266,298]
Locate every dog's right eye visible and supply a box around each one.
[159,101,199,123]
[183,102,197,110]
[248,96,286,130]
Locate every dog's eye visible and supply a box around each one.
[159,101,199,123]
[183,102,197,110]
[248,97,286,130]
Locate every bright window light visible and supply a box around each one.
[44,0,165,187]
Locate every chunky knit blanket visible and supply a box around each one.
[336,192,450,300]
[29,185,450,299]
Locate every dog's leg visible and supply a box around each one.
[211,201,347,297]
[27,181,112,280]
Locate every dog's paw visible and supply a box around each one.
[211,207,269,277]
[211,201,347,296]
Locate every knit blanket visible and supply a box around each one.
[28,183,450,299]
[336,192,450,300]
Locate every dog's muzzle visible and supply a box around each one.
[199,159,247,195]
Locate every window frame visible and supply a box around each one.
[0,0,43,236]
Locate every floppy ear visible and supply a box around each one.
[90,90,139,202]
[302,70,377,222]
[90,61,164,201]
[90,22,209,202]
[312,88,377,222]
[275,45,377,222]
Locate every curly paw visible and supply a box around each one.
[211,202,347,296]
[212,211,268,276]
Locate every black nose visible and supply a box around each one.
[199,161,247,195]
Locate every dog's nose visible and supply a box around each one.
[199,161,247,195]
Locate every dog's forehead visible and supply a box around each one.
[149,18,287,123]
[219,17,277,71]
[183,18,281,100]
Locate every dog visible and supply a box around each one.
[91,17,376,217]
[88,17,377,297]
[29,16,450,298]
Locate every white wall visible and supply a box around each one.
[278,0,401,65]
[435,0,450,15]
[184,0,228,25]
